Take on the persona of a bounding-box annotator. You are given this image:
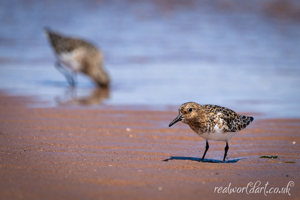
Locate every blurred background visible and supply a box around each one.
[0,0,300,117]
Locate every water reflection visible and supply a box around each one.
[55,87,110,106]
[0,0,299,117]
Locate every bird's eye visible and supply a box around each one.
[188,108,193,113]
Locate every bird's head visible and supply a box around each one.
[169,102,200,127]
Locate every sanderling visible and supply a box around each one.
[169,102,254,163]
[44,28,110,87]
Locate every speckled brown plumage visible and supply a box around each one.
[179,103,253,134]
[45,28,110,87]
[169,102,254,163]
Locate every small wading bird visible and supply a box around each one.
[169,102,254,163]
[44,28,110,87]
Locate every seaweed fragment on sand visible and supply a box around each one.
[260,155,278,159]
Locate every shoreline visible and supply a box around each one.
[0,93,299,200]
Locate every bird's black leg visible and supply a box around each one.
[55,62,76,87]
[223,141,229,163]
[69,73,76,87]
[71,73,77,87]
[201,139,209,162]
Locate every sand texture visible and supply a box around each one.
[0,94,299,200]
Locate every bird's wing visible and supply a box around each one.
[203,105,241,132]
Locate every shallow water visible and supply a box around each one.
[0,0,300,118]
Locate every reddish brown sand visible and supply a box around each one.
[0,94,299,200]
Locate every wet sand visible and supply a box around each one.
[0,93,299,200]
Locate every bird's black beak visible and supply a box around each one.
[169,114,183,127]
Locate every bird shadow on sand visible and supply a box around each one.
[162,156,242,163]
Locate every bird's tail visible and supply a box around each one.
[240,115,254,126]
[43,27,62,44]
[43,27,52,37]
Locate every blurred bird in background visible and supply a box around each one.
[44,28,110,87]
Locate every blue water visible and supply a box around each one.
[0,0,300,118]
